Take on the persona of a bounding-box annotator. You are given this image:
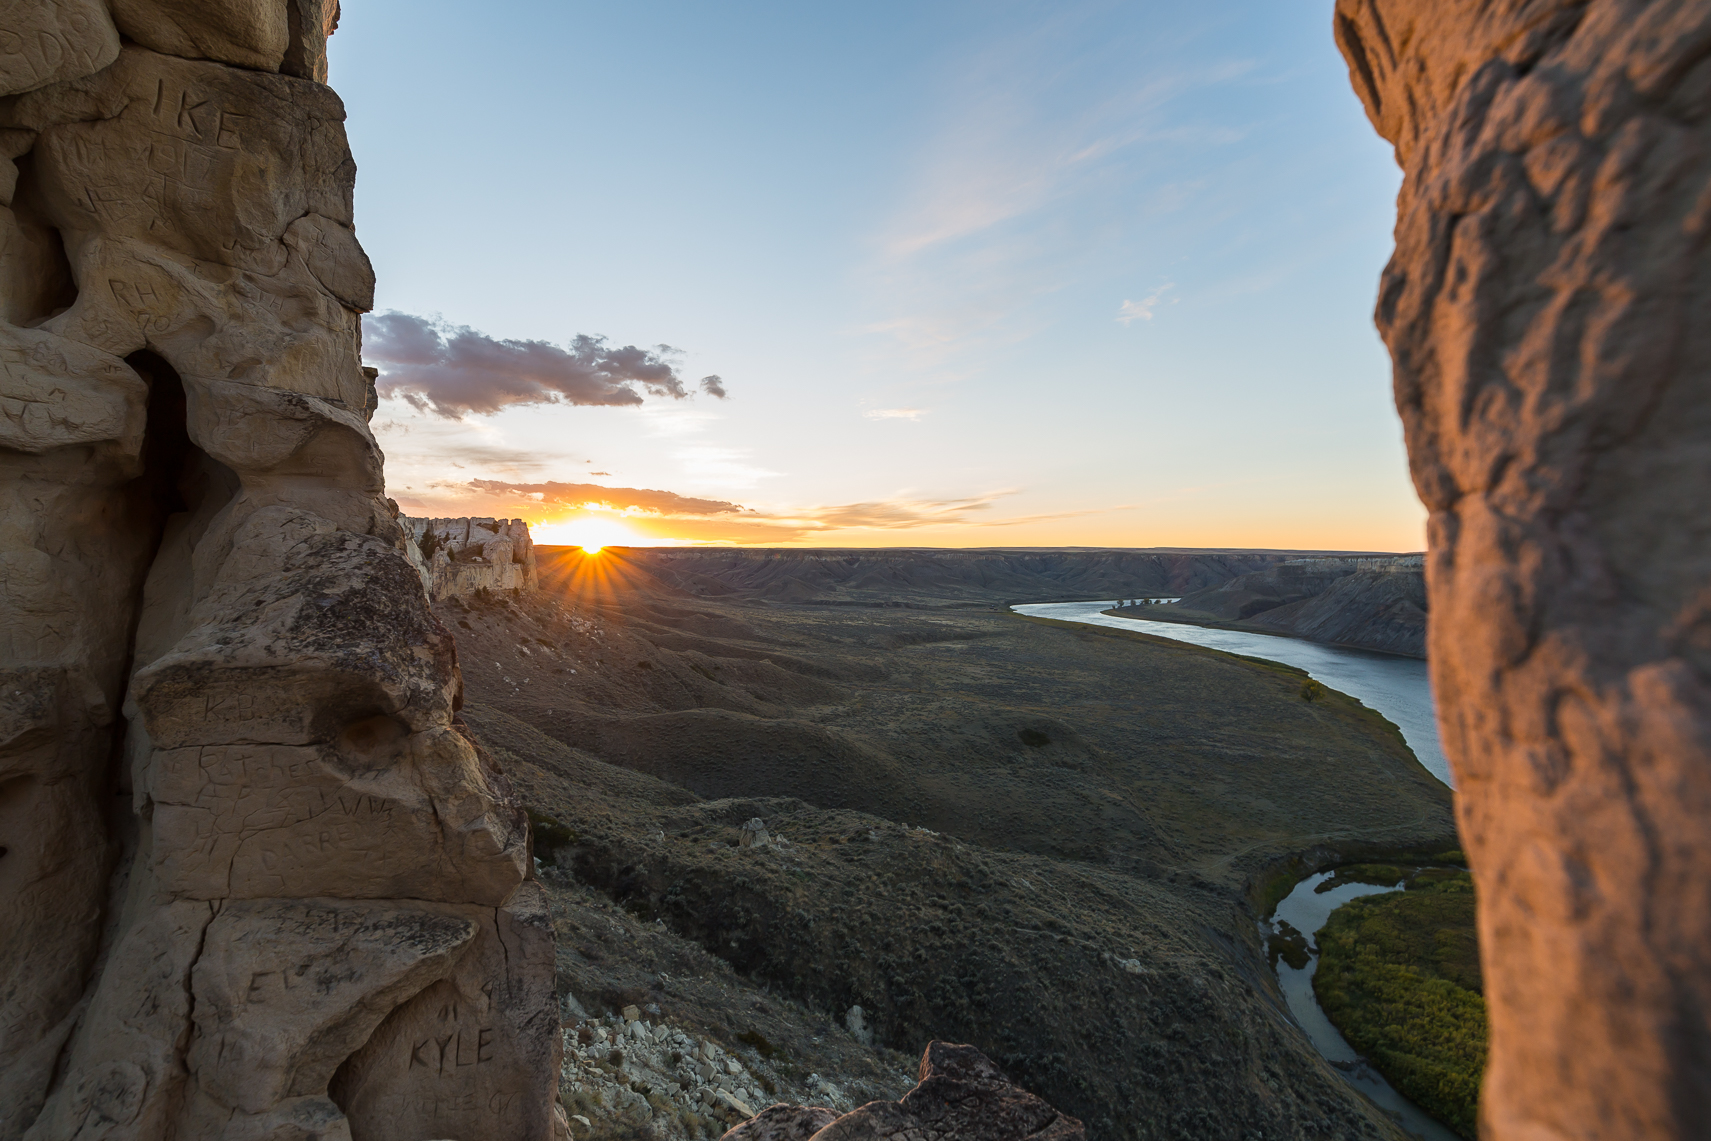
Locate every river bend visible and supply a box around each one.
[1011,600,1450,788]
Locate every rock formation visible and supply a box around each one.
[0,5,558,1140]
[723,1043,1084,1141]
[1335,2,1711,1137]
[405,516,538,600]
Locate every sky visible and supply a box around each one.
[329,0,1421,551]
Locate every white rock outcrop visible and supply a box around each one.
[405,515,539,600]
[559,1015,793,1136]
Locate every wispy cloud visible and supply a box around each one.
[364,312,725,419]
[467,479,746,516]
[788,492,1013,530]
[856,12,1260,378]
[864,407,930,421]
[373,412,555,483]
[674,446,780,490]
[389,474,1130,545]
[1117,283,1176,325]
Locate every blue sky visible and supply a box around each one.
[332,0,1421,550]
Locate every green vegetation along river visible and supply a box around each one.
[1314,866,1485,1138]
[1268,865,1484,1140]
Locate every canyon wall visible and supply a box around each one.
[1156,555,1427,658]
[1335,2,1711,1137]
[405,516,538,600]
[611,546,1335,604]
[0,5,558,1139]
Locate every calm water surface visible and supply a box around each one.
[1011,600,1451,788]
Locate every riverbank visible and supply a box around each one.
[1024,598,1477,1139]
[1266,869,1469,1141]
[1129,557,1427,659]
[1109,600,1426,660]
[1017,600,1451,787]
[1314,864,1484,1139]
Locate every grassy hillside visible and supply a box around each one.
[444,551,1458,1139]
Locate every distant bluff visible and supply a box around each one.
[405,515,539,599]
[1147,555,1427,658]
[551,546,1398,607]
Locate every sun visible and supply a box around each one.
[532,514,650,552]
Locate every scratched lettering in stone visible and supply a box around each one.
[148,741,415,897]
[0,621,68,662]
[408,1027,496,1076]
[203,693,260,722]
[0,16,555,1139]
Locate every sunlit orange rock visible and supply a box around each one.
[1336,2,1711,1136]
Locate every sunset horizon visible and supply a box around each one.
[341,2,1425,557]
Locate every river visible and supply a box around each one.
[1268,873,1463,1141]
[1011,599,1463,1138]
[1010,600,1451,789]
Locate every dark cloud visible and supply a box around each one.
[467,479,747,516]
[700,375,727,399]
[364,312,726,419]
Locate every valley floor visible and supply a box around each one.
[448,549,1457,1140]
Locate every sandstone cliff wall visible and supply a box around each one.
[1148,555,1427,658]
[1243,567,1427,658]
[405,516,538,600]
[0,6,558,1140]
[1336,2,1711,1137]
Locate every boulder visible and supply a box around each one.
[405,516,539,599]
[0,0,119,96]
[843,1005,872,1048]
[722,1105,839,1141]
[721,1043,1083,1141]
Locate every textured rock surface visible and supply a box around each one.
[1170,560,1369,622]
[406,515,538,599]
[722,1043,1084,1141]
[722,1106,839,1141]
[1335,1,1711,1137]
[1244,566,1427,658]
[0,5,556,1140]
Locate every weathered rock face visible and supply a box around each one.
[1335,2,1711,1137]
[723,1042,1085,1141]
[1243,566,1427,658]
[1131,556,1427,657]
[0,5,557,1140]
[405,516,538,600]
[1172,559,1368,622]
